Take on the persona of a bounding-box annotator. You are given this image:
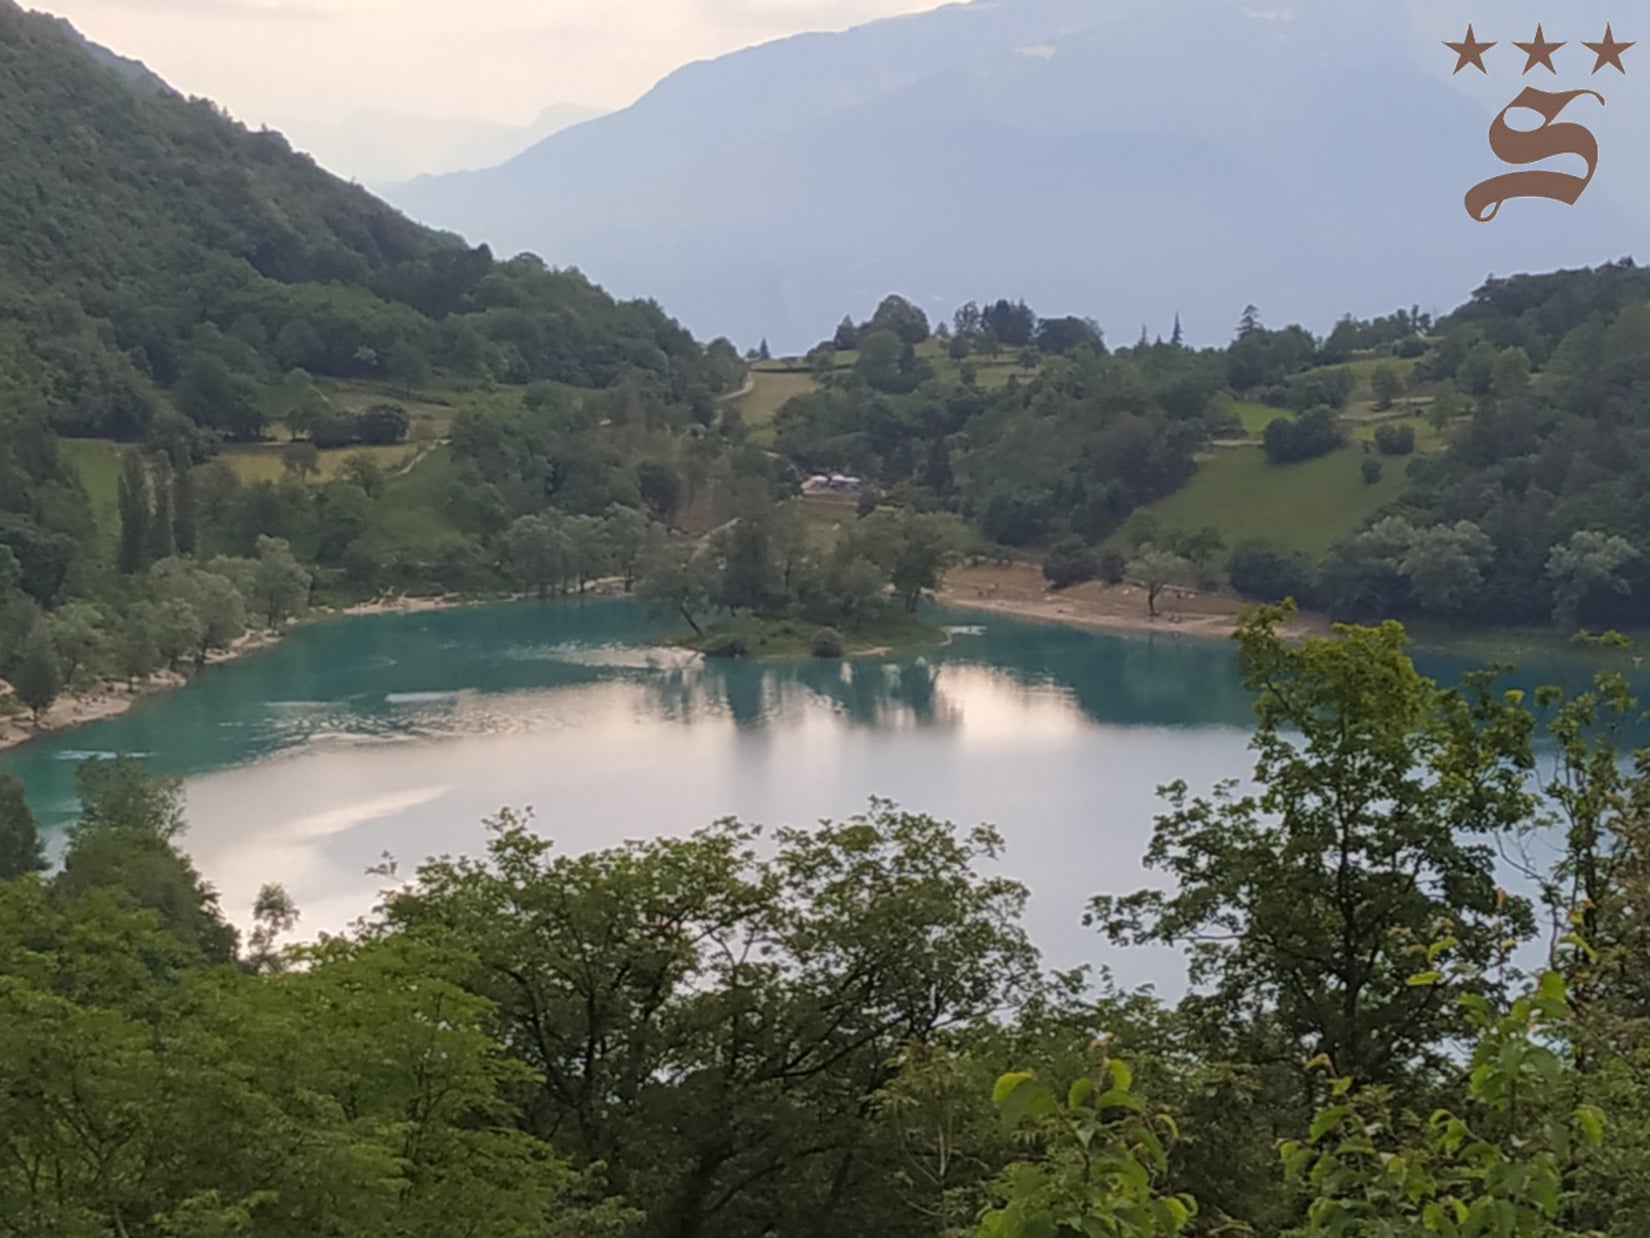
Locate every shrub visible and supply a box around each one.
[1282,367,1355,413]
[310,413,358,450]
[1373,423,1416,456]
[702,633,748,659]
[1362,458,1383,485]
[1263,407,1343,465]
[1098,550,1127,585]
[1043,537,1099,590]
[811,627,845,658]
[358,404,410,446]
[1228,539,1315,605]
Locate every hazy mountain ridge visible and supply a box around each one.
[386,0,1643,352]
[11,1,176,95]
[279,103,608,189]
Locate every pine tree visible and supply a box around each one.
[1138,325,1149,349]
[148,453,176,563]
[758,338,771,362]
[1171,313,1184,347]
[117,449,152,575]
[173,459,198,556]
[1238,304,1262,337]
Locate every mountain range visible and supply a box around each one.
[385,0,1649,353]
[275,103,608,191]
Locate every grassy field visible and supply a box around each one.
[1215,395,1289,436]
[314,378,502,442]
[62,436,427,539]
[59,440,122,536]
[217,442,418,485]
[740,368,820,426]
[1120,444,1411,562]
[371,445,463,546]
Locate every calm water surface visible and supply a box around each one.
[2,600,1637,994]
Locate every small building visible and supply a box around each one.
[801,473,864,497]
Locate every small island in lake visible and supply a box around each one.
[636,490,968,660]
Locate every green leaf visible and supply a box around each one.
[1156,1196,1191,1230]
[1427,937,1461,963]
[1067,1076,1094,1110]
[1406,970,1443,987]
[1095,1088,1144,1113]
[1309,1105,1348,1142]
[1000,1077,1057,1128]
[1575,1105,1605,1146]
[1108,1058,1133,1094]
[994,1071,1035,1108]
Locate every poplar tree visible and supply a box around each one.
[116,449,152,575]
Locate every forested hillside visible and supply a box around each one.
[760,260,1650,641]
[0,0,730,446]
[1334,261,1650,630]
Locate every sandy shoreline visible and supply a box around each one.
[0,567,1313,756]
[0,628,286,754]
[936,562,1330,643]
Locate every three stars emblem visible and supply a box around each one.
[1445,23,1633,76]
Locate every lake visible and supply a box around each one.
[1,598,1635,995]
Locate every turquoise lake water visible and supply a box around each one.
[2,598,1633,992]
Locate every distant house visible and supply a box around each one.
[801,473,864,496]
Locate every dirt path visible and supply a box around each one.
[717,374,757,403]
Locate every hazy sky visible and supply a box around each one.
[34,0,953,125]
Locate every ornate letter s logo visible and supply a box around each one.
[1465,87,1603,221]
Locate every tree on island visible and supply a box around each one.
[637,541,717,637]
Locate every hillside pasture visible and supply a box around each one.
[1120,444,1411,562]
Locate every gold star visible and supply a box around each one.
[1514,23,1565,74]
[1583,23,1635,74]
[1445,23,1496,75]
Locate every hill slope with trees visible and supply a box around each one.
[0,0,734,449]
